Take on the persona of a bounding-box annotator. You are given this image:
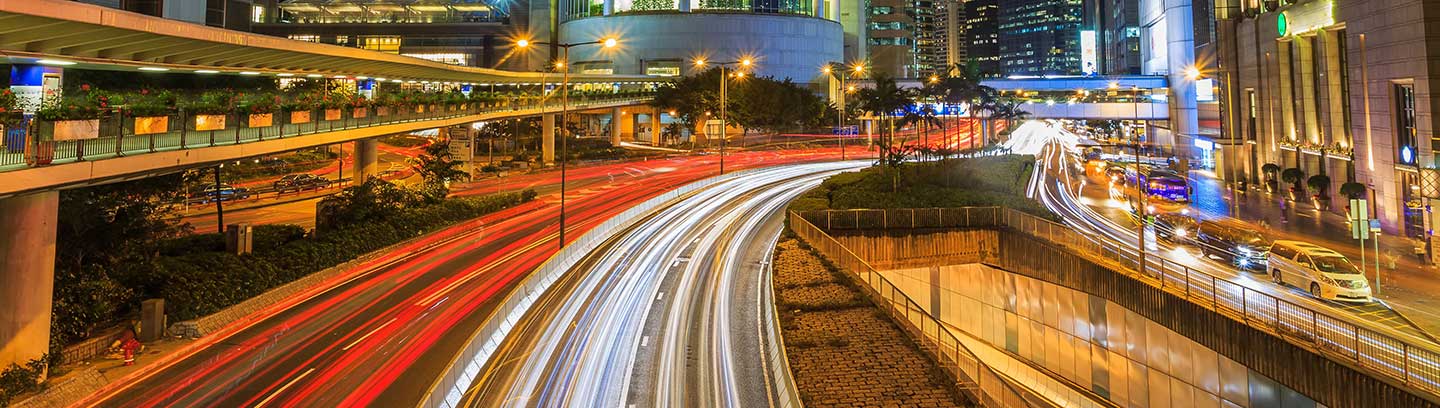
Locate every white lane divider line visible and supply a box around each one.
[641,336,650,347]
[343,317,398,351]
[656,292,665,301]
[253,367,316,408]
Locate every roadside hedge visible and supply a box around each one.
[789,154,1057,220]
[143,190,536,321]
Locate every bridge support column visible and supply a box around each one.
[0,191,58,373]
[542,114,556,166]
[611,108,623,146]
[353,138,378,182]
[650,109,662,145]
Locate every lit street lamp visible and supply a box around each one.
[515,36,619,249]
[693,57,753,175]
[822,61,865,160]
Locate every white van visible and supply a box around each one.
[1267,240,1371,303]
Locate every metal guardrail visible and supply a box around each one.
[417,166,766,408]
[0,95,652,172]
[798,207,1440,403]
[788,210,1052,408]
[760,234,803,408]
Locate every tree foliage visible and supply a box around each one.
[409,138,472,200]
[650,67,827,135]
[52,174,192,349]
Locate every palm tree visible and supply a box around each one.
[900,102,941,160]
[857,74,911,159]
[987,98,1030,144]
[935,61,998,149]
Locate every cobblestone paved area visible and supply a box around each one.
[773,239,973,407]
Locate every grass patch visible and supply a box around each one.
[788,154,1056,220]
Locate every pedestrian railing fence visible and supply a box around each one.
[797,207,1440,404]
[789,209,1056,408]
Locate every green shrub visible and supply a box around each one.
[790,154,1056,220]
[0,356,47,406]
[149,190,535,321]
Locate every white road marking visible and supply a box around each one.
[343,318,397,351]
[253,367,315,408]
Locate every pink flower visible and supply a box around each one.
[80,84,91,92]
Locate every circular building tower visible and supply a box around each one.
[546,0,843,82]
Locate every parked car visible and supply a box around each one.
[1267,240,1371,303]
[1194,220,1271,270]
[273,174,331,193]
[1153,213,1199,244]
[199,184,249,203]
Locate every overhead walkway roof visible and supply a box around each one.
[0,0,655,85]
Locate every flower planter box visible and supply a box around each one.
[352,108,368,119]
[53,119,100,140]
[248,113,273,128]
[194,114,226,131]
[290,110,311,124]
[376,107,391,117]
[324,109,342,121]
[133,116,169,135]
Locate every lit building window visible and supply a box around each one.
[252,5,265,23]
[644,60,682,76]
[362,36,403,53]
[335,35,350,45]
[404,53,470,65]
[575,61,615,74]
[289,35,321,42]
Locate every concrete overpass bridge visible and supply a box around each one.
[876,75,1173,121]
[0,0,666,370]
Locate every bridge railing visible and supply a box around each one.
[0,93,652,172]
[789,210,1055,408]
[796,207,1440,404]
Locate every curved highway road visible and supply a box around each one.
[463,161,866,407]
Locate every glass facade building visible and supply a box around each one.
[250,0,520,69]
[997,0,1083,76]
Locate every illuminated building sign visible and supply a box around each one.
[1080,30,1097,75]
[1277,12,1288,36]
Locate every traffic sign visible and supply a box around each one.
[1350,199,1369,239]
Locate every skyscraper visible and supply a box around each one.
[1094,0,1142,75]
[996,0,1082,75]
[935,0,965,71]
[964,0,1000,76]
[866,0,944,78]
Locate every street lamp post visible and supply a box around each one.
[823,62,865,160]
[1082,141,1151,273]
[515,37,618,249]
[694,58,753,175]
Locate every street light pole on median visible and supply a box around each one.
[823,62,866,160]
[516,36,619,249]
[694,57,753,175]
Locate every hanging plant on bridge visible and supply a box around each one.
[121,89,177,135]
[280,93,315,124]
[238,93,279,128]
[186,90,234,131]
[37,84,111,141]
[0,89,22,126]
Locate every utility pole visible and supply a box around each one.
[214,165,225,230]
